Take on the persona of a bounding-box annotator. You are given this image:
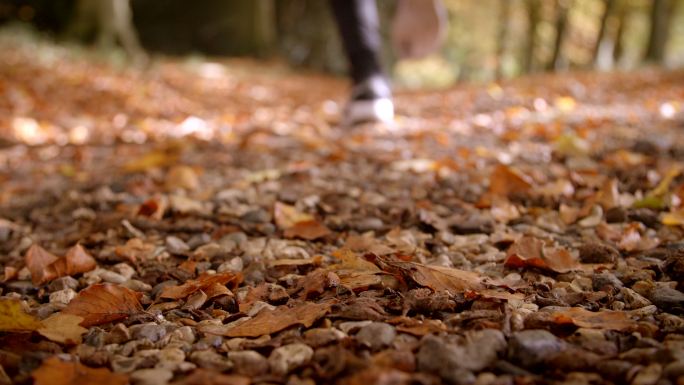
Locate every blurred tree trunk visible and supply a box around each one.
[495,0,511,79]
[592,0,615,66]
[547,0,572,71]
[645,0,673,63]
[612,5,626,64]
[523,0,540,73]
[253,0,276,57]
[68,0,147,63]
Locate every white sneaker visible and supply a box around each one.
[344,75,394,126]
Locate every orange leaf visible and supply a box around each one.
[200,300,334,338]
[489,164,533,197]
[283,220,331,240]
[62,284,143,327]
[25,245,59,285]
[384,260,483,293]
[273,202,313,230]
[160,272,242,300]
[0,298,43,332]
[64,244,97,276]
[505,237,580,273]
[551,307,637,331]
[32,356,128,385]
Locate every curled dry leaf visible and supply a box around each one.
[25,244,96,286]
[200,300,334,338]
[273,202,313,229]
[25,245,59,285]
[37,314,87,345]
[160,272,242,299]
[62,284,143,327]
[384,260,484,293]
[489,164,534,197]
[504,236,580,273]
[283,219,331,240]
[329,249,382,291]
[32,356,128,385]
[551,307,637,331]
[0,298,42,332]
[294,268,340,299]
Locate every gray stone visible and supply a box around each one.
[130,368,173,385]
[105,323,131,345]
[416,335,476,385]
[169,326,196,344]
[48,276,79,292]
[217,257,244,273]
[621,287,652,309]
[229,350,269,376]
[189,350,232,372]
[166,236,190,254]
[592,272,623,293]
[156,348,186,370]
[508,329,566,368]
[130,323,167,343]
[49,289,77,305]
[648,283,684,313]
[269,343,314,375]
[355,322,396,351]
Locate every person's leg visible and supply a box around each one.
[329,0,393,125]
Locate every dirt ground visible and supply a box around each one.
[1,32,684,385]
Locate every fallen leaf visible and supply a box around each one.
[160,272,242,299]
[166,165,200,191]
[0,299,42,332]
[553,133,589,157]
[201,300,334,338]
[2,266,17,282]
[384,260,483,293]
[62,284,143,327]
[32,356,128,385]
[37,314,87,345]
[329,248,380,272]
[24,244,96,286]
[63,244,97,276]
[490,198,520,223]
[273,202,313,230]
[115,238,156,262]
[294,269,340,299]
[137,196,167,220]
[662,209,684,226]
[283,220,331,240]
[25,245,59,285]
[489,164,534,197]
[172,369,250,385]
[504,236,580,273]
[551,307,637,331]
[123,149,179,173]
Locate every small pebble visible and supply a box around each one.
[130,368,173,385]
[49,289,77,305]
[269,343,314,375]
[355,322,396,351]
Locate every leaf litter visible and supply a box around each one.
[0,34,684,385]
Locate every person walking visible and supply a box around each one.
[329,0,448,125]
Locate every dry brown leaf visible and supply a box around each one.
[25,245,59,285]
[386,260,483,293]
[504,236,580,273]
[114,238,156,262]
[283,220,331,240]
[551,307,637,331]
[166,165,200,191]
[32,356,128,385]
[160,272,242,300]
[172,369,250,385]
[330,248,380,272]
[0,298,42,332]
[273,202,313,230]
[62,284,143,327]
[489,164,534,197]
[37,314,87,345]
[201,300,334,338]
[295,269,340,299]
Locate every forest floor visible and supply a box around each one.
[1,31,684,385]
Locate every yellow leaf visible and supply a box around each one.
[123,150,179,173]
[662,210,684,226]
[38,314,87,345]
[0,299,42,332]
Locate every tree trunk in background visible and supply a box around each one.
[592,0,615,66]
[645,0,672,63]
[523,0,540,73]
[495,0,511,79]
[612,5,626,65]
[253,0,276,57]
[547,0,571,71]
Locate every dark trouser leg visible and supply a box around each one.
[329,0,384,84]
